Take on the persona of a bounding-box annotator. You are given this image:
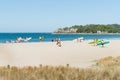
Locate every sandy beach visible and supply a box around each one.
[0,40,120,68]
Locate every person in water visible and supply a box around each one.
[39,36,44,41]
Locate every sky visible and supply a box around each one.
[0,0,120,32]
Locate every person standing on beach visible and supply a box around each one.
[101,40,104,47]
[56,38,59,45]
[51,39,54,42]
[56,38,61,47]
[58,38,61,47]
[94,39,97,46]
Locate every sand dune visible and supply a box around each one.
[0,40,120,68]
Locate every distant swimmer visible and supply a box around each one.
[39,36,44,41]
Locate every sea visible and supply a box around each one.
[0,33,120,43]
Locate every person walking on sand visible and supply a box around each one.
[101,40,104,47]
[56,38,61,47]
[58,38,61,47]
[94,39,97,46]
[56,38,59,45]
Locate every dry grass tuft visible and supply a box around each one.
[96,56,120,67]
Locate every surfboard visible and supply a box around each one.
[88,39,101,44]
[97,41,110,45]
[27,37,32,40]
[24,37,32,42]
[78,37,84,40]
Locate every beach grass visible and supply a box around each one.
[96,56,120,67]
[0,56,120,80]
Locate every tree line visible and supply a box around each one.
[61,24,120,33]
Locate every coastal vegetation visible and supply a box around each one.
[0,56,120,80]
[54,24,120,33]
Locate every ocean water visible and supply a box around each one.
[0,33,120,43]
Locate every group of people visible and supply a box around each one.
[5,36,106,48]
[51,38,62,47]
[5,36,62,47]
[6,37,30,43]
